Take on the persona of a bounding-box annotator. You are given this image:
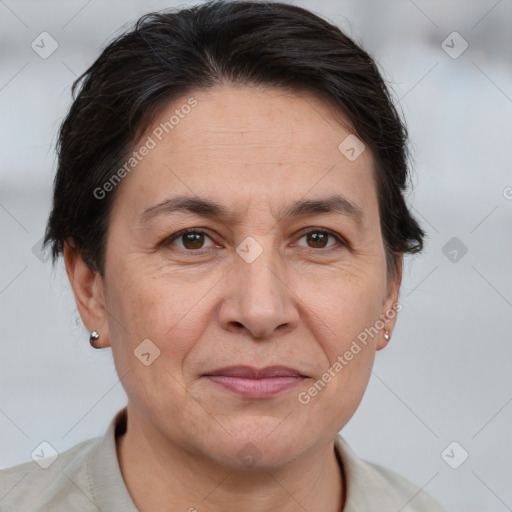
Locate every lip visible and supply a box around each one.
[204,365,306,398]
[206,365,305,378]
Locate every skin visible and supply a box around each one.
[64,85,402,512]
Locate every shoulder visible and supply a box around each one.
[0,408,136,512]
[334,434,447,511]
[0,436,101,512]
[364,460,446,511]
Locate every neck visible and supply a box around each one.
[116,405,344,512]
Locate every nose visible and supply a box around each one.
[218,246,299,339]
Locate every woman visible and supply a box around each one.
[0,1,447,510]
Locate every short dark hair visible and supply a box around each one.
[43,0,424,278]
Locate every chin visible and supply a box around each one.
[207,419,317,469]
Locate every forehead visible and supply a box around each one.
[158,86,356,157]
[112,85,378,225]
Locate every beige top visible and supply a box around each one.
[0,407,446,511]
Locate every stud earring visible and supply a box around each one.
[384,330,391,341]
[89,330,100,348]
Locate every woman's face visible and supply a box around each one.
[74,86,401,468]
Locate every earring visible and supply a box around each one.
[384,330,391,341]
[89,330,100,348]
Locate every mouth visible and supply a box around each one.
[203,365,307,399]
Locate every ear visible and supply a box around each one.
[63,240,111,348]
[376,254,403,351]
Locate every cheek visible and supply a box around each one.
[105,266,216,370]
[103,271,210,420]
[292,272,383,418]
[297,270,385,352]
[297,347,375,441]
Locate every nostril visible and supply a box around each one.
[233,321,244,328]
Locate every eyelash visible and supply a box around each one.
[162,227,349,254]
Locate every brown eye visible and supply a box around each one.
[166,229,216,251]
[306,231,329,248]
[295,228,346,251]
[181,231,205,249]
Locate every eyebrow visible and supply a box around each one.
[140,194,364,226]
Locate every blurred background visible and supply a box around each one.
[1,1,511,510]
